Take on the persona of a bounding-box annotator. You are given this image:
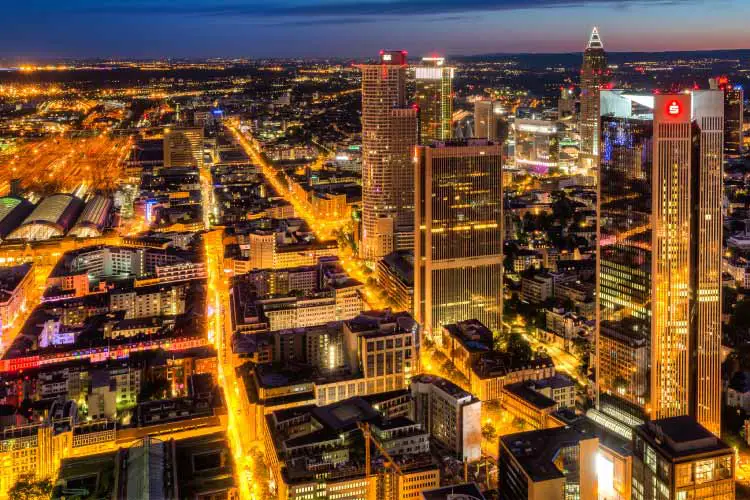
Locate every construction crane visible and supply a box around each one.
[358,421,403,500]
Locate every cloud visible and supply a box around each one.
[74,0,704,19]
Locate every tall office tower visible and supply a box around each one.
[558,86,576,119]
[711,76,745,157]
[579,27,608,173]
[474,99,507,143]
[163,127,204,168]
[596,90,724,436]
[414,139,503,335]
[415,56,454,145]
[359,50,419,261]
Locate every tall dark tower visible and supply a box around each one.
[579,27,608,175]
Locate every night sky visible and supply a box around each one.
[4,0,750,59]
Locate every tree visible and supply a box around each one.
[481,422,497,443]
[8,474,52,500]
[138,377,172,401]
[506,332,532,365]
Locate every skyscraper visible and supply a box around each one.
[579,27,608,174]
[163,127,204,168]
[474,99,508,143]
[414,139,503,335]
[359,50,419,261]
[415,56,454,145]
[558,86,576,119]
[596,90,724,436]
[711,77,744,157]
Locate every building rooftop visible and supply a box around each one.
[533,373,576,391]
[503,381,557,410]
[500,425,597,482]
[311,397,380,432]
[442,319,493,353]
[472,351,553,379]
[411,374,473,400]
[380,250,414,287]
[421,483,486,500]
[637,416,732,460]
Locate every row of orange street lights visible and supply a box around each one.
[227,121,388,310]
[225,120,523,477]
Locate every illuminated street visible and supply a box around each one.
[226,120,388,310]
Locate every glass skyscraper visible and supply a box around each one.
[596,90,724,436]
[415,57,454,145]
[580,27,609,174]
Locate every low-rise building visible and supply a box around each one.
[727,371,750,412]
[377,250,414,313]
[470,352,555,402]
[439,319,493,382]
[0,263,34,348]
[521,275,553,304]
[498,425,599,500]
[501,381,560,430]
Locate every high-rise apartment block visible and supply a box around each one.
[414,139,503,335]
[415,57,454,145]
[597,90,724,436]
[163,126,204,168]
[579,27,608,173]
[359,50,419,261]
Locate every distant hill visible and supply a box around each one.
[454,49,750,68]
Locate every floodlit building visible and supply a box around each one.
[579,27,608,173]
[597,90,724,436]
[474,99,507,142]
[68,195,112,238]
[163,126,204,168]
[414,139,503,334]
[498,425,599,500]
[632,416,734,500]
[710,76,744,157]
[410,374,482,462]
[358,50,418,261]
[0,196,34,241]
[415,56,454,145]
[513,119,560,173]
[8,193,85,241]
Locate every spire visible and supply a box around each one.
[587,27,604,50]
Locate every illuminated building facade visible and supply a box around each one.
[163,126,204,168]
[415,57,454,145]
[474,99,507,143]
[632,416,734,500]
[513,119,560,173]
[579,27,608,173]
[414,140,503,335]
[596,90,724,436]
[359,50,419,261]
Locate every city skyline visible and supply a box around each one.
[2,1,750,58]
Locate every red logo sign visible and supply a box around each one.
[667,100,681,116]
